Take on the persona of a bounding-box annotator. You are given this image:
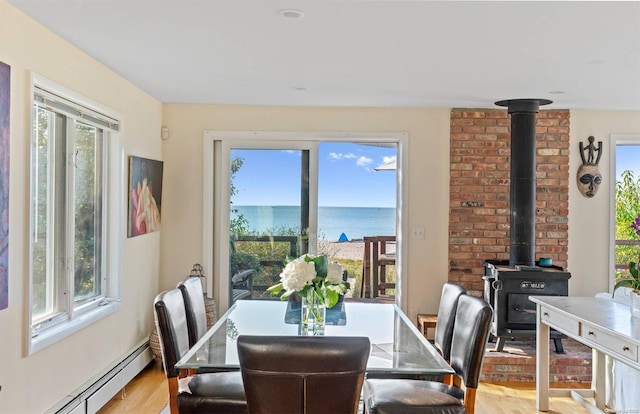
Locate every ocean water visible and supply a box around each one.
[231,205,396,241]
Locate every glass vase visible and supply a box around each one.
[301,294,326,336]
[631,291,640,319]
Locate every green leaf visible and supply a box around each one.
[324,289,339,308]
[613,278,636,297]
[327,283,348,296]
[267,283,283,295]
[629,261,639,280]
[298,285,313,298]
[279,293,291,301]
[307,255,328,278]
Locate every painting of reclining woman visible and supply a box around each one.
[128,156,163,238]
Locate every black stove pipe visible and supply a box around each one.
[495,98,552,268]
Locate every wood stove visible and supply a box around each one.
[483,260,570,352]
[482,99,571,353]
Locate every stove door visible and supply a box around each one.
[506,293,538,327]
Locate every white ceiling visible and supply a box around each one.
[8,0,640,110]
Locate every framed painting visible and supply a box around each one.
[0,61,10,310]
[128,156,163,238]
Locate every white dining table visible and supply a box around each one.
[531,295,640,412]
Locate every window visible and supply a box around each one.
[611,135,640,290]
[28,76,124,354]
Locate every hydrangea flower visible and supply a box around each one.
[280,257,316,294]
[268,254,349,308]
[326,262,345,284]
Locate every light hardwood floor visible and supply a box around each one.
[99,359,591,414]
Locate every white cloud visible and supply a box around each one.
[357,156,373,167]
[329,152,358,160]
[382,155,396,163]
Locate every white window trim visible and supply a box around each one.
[202,131,408,314]
[609,134,640,292]
[27,73,125,355]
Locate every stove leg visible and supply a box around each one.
[494,337,506,352]
[553,338,564,354]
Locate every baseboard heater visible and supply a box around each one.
[45,339,154,414]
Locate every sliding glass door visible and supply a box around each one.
[205,132,403,312]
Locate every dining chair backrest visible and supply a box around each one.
[155,288,249,414]
[434,283,467,361]
[449,294,493,390]
[237,335,371,414]
[177,277,208,346]
[154,288,191,379]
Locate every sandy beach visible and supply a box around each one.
[320,240,396,260]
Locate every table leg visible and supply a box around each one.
[536,303,550,412]
[592,348,606,410]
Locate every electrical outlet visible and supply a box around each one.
[412,226,425,239]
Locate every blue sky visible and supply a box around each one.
[616,145,640,181]
[231,143,397,207]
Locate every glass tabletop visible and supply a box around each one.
[176,300,454,376]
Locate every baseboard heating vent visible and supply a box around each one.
[45,339,153,414]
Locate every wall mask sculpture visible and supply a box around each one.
[577,136,603,198]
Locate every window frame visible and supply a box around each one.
[202,131,408,314]
[27,74,124,355]
[609,134,640,292]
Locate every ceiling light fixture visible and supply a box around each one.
[279,9,305,19]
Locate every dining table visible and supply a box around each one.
[176,299,454,377]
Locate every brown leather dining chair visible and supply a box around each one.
[177,277,209,346]
[237,335,371,414]
[154,288,247,414]
[363,295,493,414]
[434,283,466,384]
[368,282,466,383]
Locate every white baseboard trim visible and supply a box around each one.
[46,339,154,414]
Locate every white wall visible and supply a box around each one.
[0,1,163,412]
[568,110,640,296]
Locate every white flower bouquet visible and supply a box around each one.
[268,254,349,308]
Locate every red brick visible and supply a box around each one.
[451,118,475,126]
[462,111,486,118]
[537,118,560,126]
[462,126,487,134]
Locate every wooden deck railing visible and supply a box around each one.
[234,235,298,293]
[614,239,640,270]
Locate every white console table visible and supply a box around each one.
[531,296,640,413]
